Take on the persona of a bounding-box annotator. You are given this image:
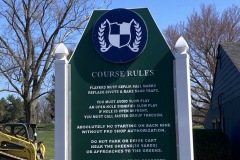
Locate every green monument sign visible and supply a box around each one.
[70,8,177,160]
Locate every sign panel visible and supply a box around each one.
[70,8,177,160]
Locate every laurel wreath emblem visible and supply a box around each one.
[98,19,142,52]
[129,20,142,52]
[98,20,111,52]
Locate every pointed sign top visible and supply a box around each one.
[175,36,189,54]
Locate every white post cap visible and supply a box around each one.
[54,43,69,60]
[175,36,189,54]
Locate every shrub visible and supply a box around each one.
[193,129,229,160]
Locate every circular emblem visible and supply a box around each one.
[93,8,148,63]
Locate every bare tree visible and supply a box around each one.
[36,95,52,123]
[164,4,240,125]
[0,0,111,124]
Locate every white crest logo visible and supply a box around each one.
[98,19,142,52]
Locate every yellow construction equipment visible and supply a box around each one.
[0,123,45,160]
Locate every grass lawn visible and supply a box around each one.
[37,124,55,160]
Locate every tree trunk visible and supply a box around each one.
[30,99,38,124]
[25,101,30,124]
[24,99,38,124]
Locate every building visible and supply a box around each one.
[205,42,240,159]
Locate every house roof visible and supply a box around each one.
[220,42,240,72]
[205,42,240,128]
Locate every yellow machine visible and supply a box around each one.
[0,123,45,160]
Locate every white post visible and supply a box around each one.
[174,37,194,160]
[54,43,69,160]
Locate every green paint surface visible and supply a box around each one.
[70,8,177,160]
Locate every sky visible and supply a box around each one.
[0,0,239,99]
[108,0,240,30]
